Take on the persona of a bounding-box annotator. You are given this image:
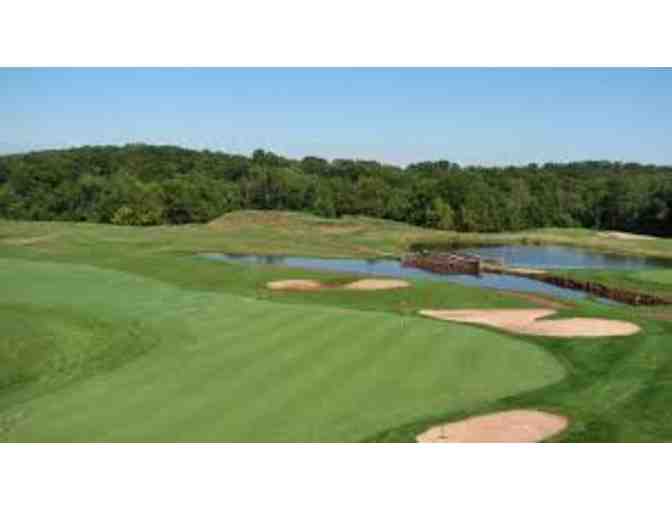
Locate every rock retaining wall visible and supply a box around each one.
[402,252,481,275]
[529,274,672,306]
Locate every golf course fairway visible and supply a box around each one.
[4,214,672,442]
[0,257,564,441]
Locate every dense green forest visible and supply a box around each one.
[1,144,671,235]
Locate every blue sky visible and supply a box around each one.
[1,68,671,166]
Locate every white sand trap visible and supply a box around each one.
[417,410,568,443]
[342,279,410,290]
[419,308,640,337]
[266,279,324,291]
[267,278,410,291]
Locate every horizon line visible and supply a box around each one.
[2,141,670,169]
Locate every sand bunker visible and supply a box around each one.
[267,278,410,291]
[266,279,324,291]
[417,410,568,442]
[419,308,640,337]
[342,279,409,290]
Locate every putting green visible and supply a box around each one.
[0,258,565,441]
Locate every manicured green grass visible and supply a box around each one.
[0,303,156,395]
[552,267,672,326]
[372,307,672,442]
[2,211,672,441]
[0,258,564,441]
[557,267,672,302]
[633,270,672,285]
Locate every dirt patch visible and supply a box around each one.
[419,308,640,337]
[416,410,568,442]
[342,279,410,290]
[599,231,657,241]
[208,211,294,232]
[267,278,410,291]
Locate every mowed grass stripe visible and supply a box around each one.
[225,314,403,440]
[145,311,346,430]
[161,312,375,440]
[171,312,436,441]
[250,317,428,441]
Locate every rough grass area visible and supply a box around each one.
[2,211,672,441]
[4,210,672,261]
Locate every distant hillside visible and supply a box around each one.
[1,144,671,235]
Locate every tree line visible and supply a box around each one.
[1,143,671,235]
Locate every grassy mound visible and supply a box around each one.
[0,304,157,395]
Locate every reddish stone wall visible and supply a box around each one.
[530,274,672,306]
[402,252,481,275]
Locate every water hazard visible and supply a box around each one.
[197,244,672,303]
[456,245,672,270]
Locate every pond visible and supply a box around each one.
[199,243,672,303]
[456,245,672,270]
